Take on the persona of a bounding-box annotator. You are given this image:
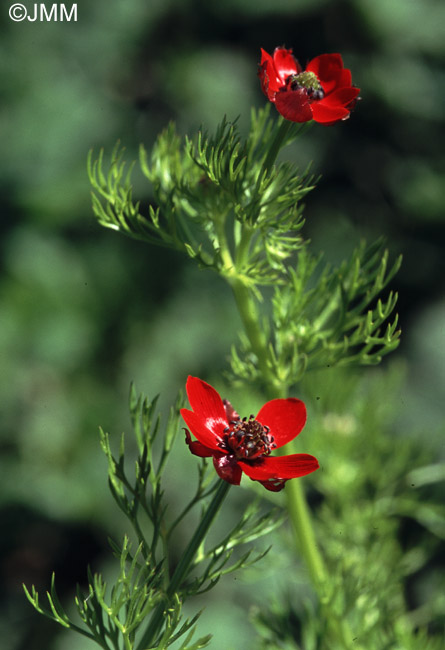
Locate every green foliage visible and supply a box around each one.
[89,110,401,395]
[230,239,401,388]
[273,239,401,369]
[88,145,166,249]
[88,108,315,284]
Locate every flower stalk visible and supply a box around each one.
[229,277,273,384]
[230,279,323,537]
[213,170,327,584]
[285,467,326,589]
[259,117,293,176]
[136,479,231,650]
[230,279,358,646]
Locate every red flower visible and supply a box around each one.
[259,47,360,125]
[181,376,319,492]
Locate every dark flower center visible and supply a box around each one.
[286,71,325,101]
[221,415,276,460]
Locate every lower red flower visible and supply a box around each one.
[181,376,319,492]
[259,47,360,125]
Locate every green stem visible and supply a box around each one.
[227,274,328,598]
[286,476,355,647]
[216,110,350,645]
[213,210,234,273]
[250,119,293,220]
[136,480,231,650]
[228,272,358,647]
[228,276,325,577]
[234,224,253,268]
[229,278,275,389]
[252,117,309,203]
[168,480,230,596]
[261,118,293,175]
[284,464,327,590]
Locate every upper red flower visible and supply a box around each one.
[181,376,319,492]
[259,47,360,125]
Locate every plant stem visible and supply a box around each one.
[249,118,293,221]
[227,274,328,596]
[168,480,230,596]
[234,224,253,268]
[136,480,231,650]
[286,478,359,647]
[229,278,276,389]
[230,280,326,581]
[213,210,235,274]
[284,463,327,589]
[228,270,359,648]
[221,112,354,644]
[261,117,293,175]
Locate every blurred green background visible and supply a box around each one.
[1,0,444,648]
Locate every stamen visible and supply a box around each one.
[222,415,275,459]
[286,71,325,101]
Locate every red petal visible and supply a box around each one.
[185,376,226,418]
[310,101,350,124]
[184,429,216,458]
[213,455,242,485]
[336,68,352,88]
[181,408,225,450]
[184,375,228,431]
[240,454,319,480]
[259,49,282,97]
[273,47,300,81]
[258,63,272,99]
[257,478,287,492]
[306,53,344,82]
[260,47,274,68]
[322,86,360,108]
[223,399,240,422]
[307,54,347,95]
[275,89,313,122]
[256,398,307,448]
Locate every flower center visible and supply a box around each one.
[221,416,276,460]
[287,71,325,101]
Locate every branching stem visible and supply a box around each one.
[136,480,231,650]
[229,278,327,582]
[229,235,357,649]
